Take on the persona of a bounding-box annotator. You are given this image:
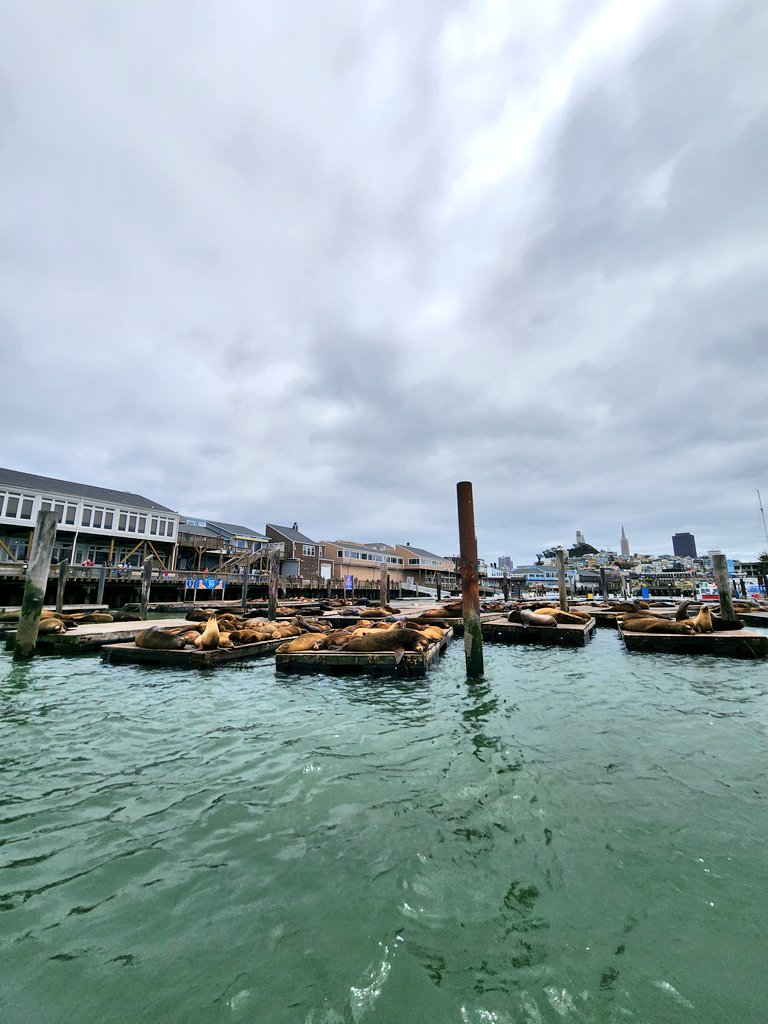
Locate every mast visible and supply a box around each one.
[758,490,768,551]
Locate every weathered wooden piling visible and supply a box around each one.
[436,572,442,601]
[139,557,153,619]
[13,511,58,661]
[268,549,280,621]
[457,481,484,677]
[55,558,69,614]
[502,573,509,602]
[380,564,388,605]
[600,567,608,600]
[96,564,108,606]
[241,569,249,613]
[557,548,568,611]
[712,553,736,621]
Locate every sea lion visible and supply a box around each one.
[36,618,68,634]
[621,616,695,635]
[532,607,591,624]
[69,613,114,624]
[521,608,557,628]
[194,615,220,650]
[107,610,142,622]
[675,600,693,621]
[135,626,192,650]
[343,627,430,655]
[680,605,713,634]
[276,634,330,654]
[186,607,217,621]
[507,609,524,624]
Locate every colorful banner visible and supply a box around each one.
[185,578,226,590]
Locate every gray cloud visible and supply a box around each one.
[1,0,766,564]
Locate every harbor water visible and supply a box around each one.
[1,631,766,1023]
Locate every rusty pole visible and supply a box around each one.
[557,548,568,611]
[457,481,484,677]
[13,510,58,661]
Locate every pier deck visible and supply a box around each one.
[4,618,192,654]
[101,637,286,668]
[618,623,768,659]
[275,630,453,678]
[481,616,596,647]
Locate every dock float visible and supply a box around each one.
[618,623,768,659]
[275,630,453,678]
[481,616,596,647]
[738,611,768,629]
[4,618,192,654]
[101,637,286,668]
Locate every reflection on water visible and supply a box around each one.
[0,633,767,1023]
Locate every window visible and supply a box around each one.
[302,545,315,556]
[138,516,146,532]
[128,515,137,531]
[41,500,53,511]
[119,513,127,530]
[82,507,92,527]
[104,511,113,529]
[318,545,324,557]
[20,498,33,519]
[150,518,158,535]
[54,503,64,523]
[409,558,420,565]
[337,550,343,557]
[93,509,103,528]
[65,504,76,525]
[158,521,166,536]
[6,495,19,516]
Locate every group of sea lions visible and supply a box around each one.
[617,599,742,634]
[135,609,321,652]
[276,609,449,661]
[0,608,140,634]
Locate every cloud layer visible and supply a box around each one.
[1,0,766,562]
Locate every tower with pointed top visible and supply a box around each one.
[620,526,630,559]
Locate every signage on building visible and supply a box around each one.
[185,578,226,590]
[344,575,354,590]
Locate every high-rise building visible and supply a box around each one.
[620,526,630,558]
[575,530,585,546]
[498,555,513,570]
[672,532,697,558]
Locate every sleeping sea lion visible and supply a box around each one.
[521,608,557,628]
[276,634,330,654]
[343,627,430,655]
[135,626,193,650]
[621,616,695,635]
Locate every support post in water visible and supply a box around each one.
[456,481,484,677]
[502,572,509,602]
[268,548,280,621]
[55,558,69,614]
[380,564,388,607]
[13,510,58,661]
[712,552,736,621]
[96,564,108,606]
[557,548,568,611]
[241,567,249,613]
[600,567,608,600]
[436,572,442,602]
[140,557,153,619]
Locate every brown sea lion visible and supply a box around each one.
[194,615,220,650]
[521,609,557,628]
[507,609,524,624]
[276,634,330,654]
[36,618,68,634]
[621,617,695,635]
[343,627,430,655]
[135,626,191,650]
[107,610,142,622]
[532,607,591,624]
[680,605,713,634]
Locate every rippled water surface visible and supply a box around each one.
[1,631,767,1023]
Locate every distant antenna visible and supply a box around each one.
[758,490,768,551]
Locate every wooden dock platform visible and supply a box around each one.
[4,618,192,654]
[738,611,768,629]
[618,624,768,659]
[101,636,286,668]
[481,616,597,647]
[275,630,453,678]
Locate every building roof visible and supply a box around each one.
[266,523,317,545]
[0,466,175,514]
[400,545,445,560]
[207,520,269,542]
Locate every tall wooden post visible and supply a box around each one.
[502,573,509,602]
[241,567,249,613]
[96,564,108,606]
[139,557,153,619]
[712,553,736,621]
[457,481,484,677]
[56,558,69,614]
[557,548,568,611]
[436,572,442,602]
[599,567,608,600]
[13,511,57,661]
[268,549,280,621]
[380,564,388,607]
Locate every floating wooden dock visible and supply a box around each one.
[275,630,453,678]
[738,611,768,629]
[101,636,286,668]
[481,616,597,647]
[4,618,192,654]
[618,624,768,659]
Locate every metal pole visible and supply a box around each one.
[139,557,152,619]
[56,558,69,614]
[711,553,736,621]
[557,548,568,611]
[13,511,58,661]
[457,481,484,677]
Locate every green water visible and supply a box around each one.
[1,633,766,1023]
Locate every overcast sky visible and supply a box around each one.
[2,1,766,564]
